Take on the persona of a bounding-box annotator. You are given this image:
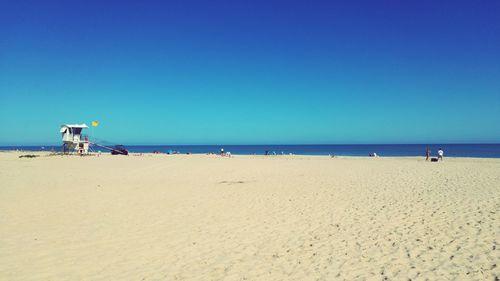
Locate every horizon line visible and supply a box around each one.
[1,142,499,147]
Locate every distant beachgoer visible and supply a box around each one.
[438,148,444,160]
[220,148,224,156]
[426,147,431,161]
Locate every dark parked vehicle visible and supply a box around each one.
[111,145,129,155]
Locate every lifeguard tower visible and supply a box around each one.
[60,124,90,154]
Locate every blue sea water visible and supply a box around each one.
[1,144,500,158]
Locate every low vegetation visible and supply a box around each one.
[19,154,39,158]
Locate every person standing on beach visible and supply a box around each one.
[220,148,224,156]
[426,147,431,161]
[437,148,444,161]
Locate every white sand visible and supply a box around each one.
[0,152,499,280]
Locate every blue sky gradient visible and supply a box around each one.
[1,0,499,145]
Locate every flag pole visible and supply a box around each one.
[91,121,99,143]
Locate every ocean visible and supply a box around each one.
[1,144,500,158]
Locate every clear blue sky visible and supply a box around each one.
[1,0,499,145]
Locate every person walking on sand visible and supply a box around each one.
[437,148,444,161]
[426,147,431,161]
[220,148,224,156]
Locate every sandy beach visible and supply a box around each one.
[0,152,498,280]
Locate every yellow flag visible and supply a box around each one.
[92,121,99,127]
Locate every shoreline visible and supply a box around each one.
[2,150,500,160]
[1,143,499,159]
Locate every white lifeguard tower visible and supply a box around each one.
[60,124,90,154]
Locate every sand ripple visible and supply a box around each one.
[0,153,499,280]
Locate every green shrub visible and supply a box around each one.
[19,155,39,158]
